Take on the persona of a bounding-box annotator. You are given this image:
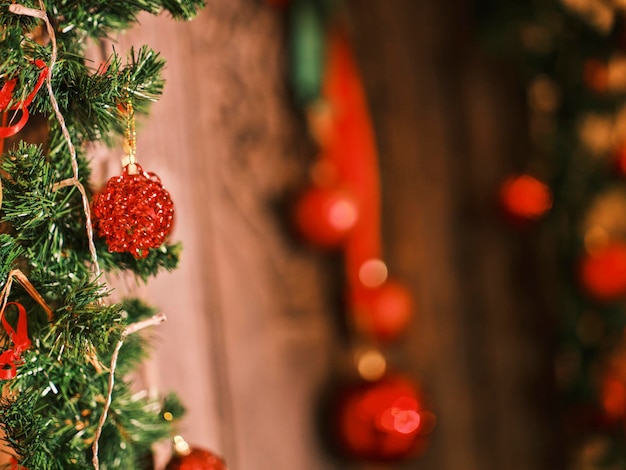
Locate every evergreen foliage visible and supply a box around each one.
[0,0,204,468]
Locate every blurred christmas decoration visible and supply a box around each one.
[499,173,553,223]
[350,279,413,342]
[334,375,432,462]
[480,0,626,466]
[281,0,434,462]
[293,185,358,248]
[579,242,626,301]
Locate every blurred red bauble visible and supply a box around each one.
[351,280,413,342]
[499,174,552,223]
[92,164,174,258]
[293,186,359,248]
[334,375,432,462]
[165,447,227,470]
[580,242,626,301]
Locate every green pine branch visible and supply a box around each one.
[45,0,205,40]
[0,0,203,467]
[0,295,178,470]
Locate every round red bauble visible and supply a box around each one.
[580,242,626,301]
[499,174,552,223]
[293,186,358,248]
[352,280,413,342]
[165,448,228,470]
[92,164,174,258]
[334,375,431,462]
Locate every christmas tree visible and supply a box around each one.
[0,1,206,469]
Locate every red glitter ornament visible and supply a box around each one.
[293,186,359,248]
[499,174,552,223]
[580,242,626,301]
[165,447,228,470]
[334,375,432,462]
[351,280,413,342]
[92,164,174,258]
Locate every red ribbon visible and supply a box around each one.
[0,60,49,138]
[0,302,31,380]
[320,28,382,304]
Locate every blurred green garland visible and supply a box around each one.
[478,1,626,467]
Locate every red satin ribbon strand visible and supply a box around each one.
[322,28,383,292]
[0,349,17,381]
[0,302,31,380]
[0,111,8,154]
[0,60,49,139]
[3,302,31,352]
[0,79,17,110]
[0,80,27,139]
[0,107,30,138]
[22,60,48,108]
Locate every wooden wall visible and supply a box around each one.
[97,1,557,469]
[345,2,557,469]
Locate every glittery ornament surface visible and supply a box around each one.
[92,165,174,258]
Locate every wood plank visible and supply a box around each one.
[108,2,340,469]
[99,1,558,469]
[346,1,554,469]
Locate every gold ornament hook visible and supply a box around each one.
[121,101,138,174]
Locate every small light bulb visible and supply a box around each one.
[359,259,388,288]
[173,435,191,456]
[356,349,387,382]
